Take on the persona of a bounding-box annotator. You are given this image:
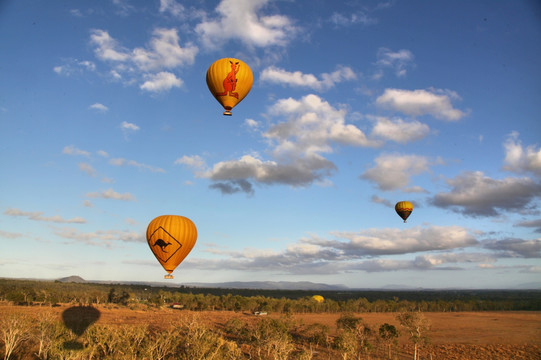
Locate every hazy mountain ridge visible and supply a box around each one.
[182,281,350,291]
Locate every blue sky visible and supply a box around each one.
[1,0,540,289]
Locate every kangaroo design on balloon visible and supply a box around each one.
[216,60,239,99]
[153,239,172,253]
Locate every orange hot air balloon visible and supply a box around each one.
[395,201,413,223]
[146,215,197,279]
[206,58,253,116]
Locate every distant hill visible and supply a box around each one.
[182,281,349,291]
[57,275,86,283]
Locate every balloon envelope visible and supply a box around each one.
[146,215,197,278]
[312,295,324,303]
[395,201,413,223]
[206,58,253,116]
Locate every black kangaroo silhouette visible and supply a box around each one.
[153,239,172,252]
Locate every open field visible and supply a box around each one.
[1,304,540,359]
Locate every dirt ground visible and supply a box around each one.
[1,304,540,359]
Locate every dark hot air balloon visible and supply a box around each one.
[395,201,413,223]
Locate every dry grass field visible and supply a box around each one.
[1,304,540,359]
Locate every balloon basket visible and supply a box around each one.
[223,110,232,116]
[164,274,174,279]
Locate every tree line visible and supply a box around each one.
[1,279,539,313]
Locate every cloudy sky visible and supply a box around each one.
[1,0,540,289]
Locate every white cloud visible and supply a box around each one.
[90,29,130,61]
[89,103,108,112]
[109,158,165,173]
[195,0,298,48]
[376,88,467,121]
[89,28,195,93]
[361,153,431,191]
[185,225,481,275]
[55,227,144,247]
[140,71,182,92]
[503,132,541,176]
[53,59,96,77]
[186,94,382,194]
[132,28,197,71]
[86,188,136,201]
[244,118,259,130]
[78,163,97,177]
[159,0,184,17]
[62,145,90,157]
[329,11,377,27]
[260,65,356,91]
[120,121,139,132]
[267,94,380,158]
[375,47,414,77]
[328,226,477,256]
[431,171,541,216]
[174,155,207,173]
[4,208,86,224]
[370,116,430,143]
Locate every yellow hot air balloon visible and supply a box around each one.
[206,58,253,116]
[395,201,413,223]
[146,215,197,279]
[312,295,324,303]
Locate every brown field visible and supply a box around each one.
[1,304,540,359]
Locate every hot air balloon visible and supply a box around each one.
[395,201,413,223]
[312,295,324,303]
[146,215,197,279]
[206,58,253,116]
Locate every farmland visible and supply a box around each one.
[0,279,540,359]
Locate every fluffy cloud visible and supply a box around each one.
[370,116,430,143]
[89,103,108,112]
[195,0,297,48]
[360,153,431,191]
[503,132,541,176]
[260,65,356,91]
[90,29,130,61]
[89,28,195,92]
[132,28,197,71]
[184,225,480,274]
[376,88,467,121]
[431,171,541,216]
[326,226,477,256]
[267,94,380,157]
[187,94,379,194]
[375,47,414,77]
[4,208,86,224]
[140,71,182,92]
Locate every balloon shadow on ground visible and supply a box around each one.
[61,306,101,350]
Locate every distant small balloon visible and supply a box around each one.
[312,295,324,303]
[395,201,413,223]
